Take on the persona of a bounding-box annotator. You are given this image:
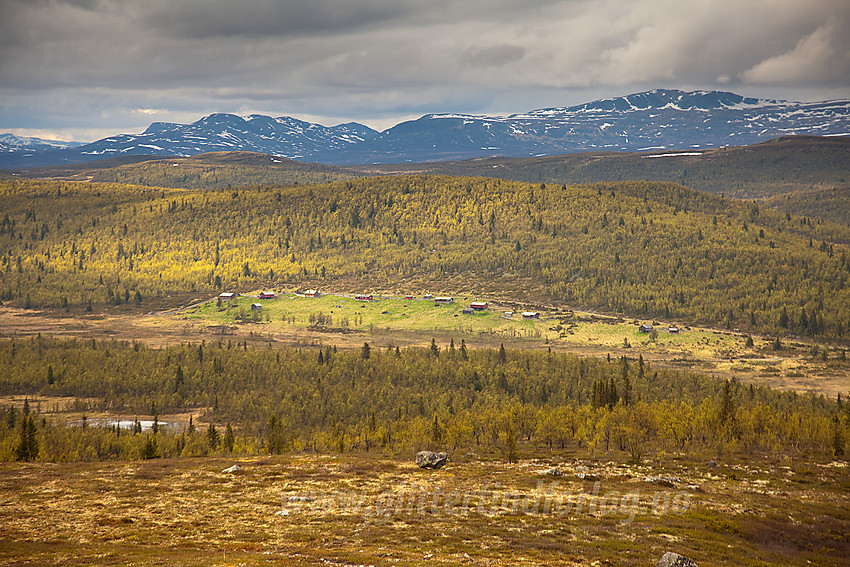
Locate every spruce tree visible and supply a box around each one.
[141,435,158,459]
[224,422,235,453]
[207,423,219,450]
[15,415,39,462]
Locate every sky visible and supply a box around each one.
[1,0,849,142]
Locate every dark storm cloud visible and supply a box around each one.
[0,0,848,141]
[145,0,415,38]
[462,45,526,69]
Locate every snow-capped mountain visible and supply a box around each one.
[314,89,850,164]
[1,89,848,168]
[0,114,377,168]
[0,133,83,155]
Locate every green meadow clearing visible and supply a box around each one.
[178,290,848,397]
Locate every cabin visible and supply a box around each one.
[219,292,236,301]
[522,311,540,319]
[470,302,488,311]
[355,294,373,301]
[404,295,414,300]
[639,323,654,333]
[462,307,475,315]
[250,303,263,311]
[668,326,680,334]
[504,311,514,318]
[304,289,320,297]
[258,291,277,300]
[423,294,433,300]
[434,297,454,305]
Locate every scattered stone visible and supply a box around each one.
[539,467,562,476]
[221,464,241,474]
[275,509,290,516]
[415,451,448,469]
[707,460,719,468]
[287,496,313,503]
[644,476,681,487]
[574,465,598,480]
[656,551,698,566]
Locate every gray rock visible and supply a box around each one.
[539,467,562,476]
[656,551,698,567]
[221,464,241,474]
[287,496,313,503]
[574,465,598,480]
[644,475,681,487]
[415,451,448,469]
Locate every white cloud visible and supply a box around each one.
[741,18,850,84]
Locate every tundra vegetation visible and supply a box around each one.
[0,167,848,566]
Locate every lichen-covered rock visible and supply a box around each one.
[415,451,448,469]
[656,551,698,567]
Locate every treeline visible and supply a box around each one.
[0,337,846,462]
[387,135,850,202]
[1,175,850,338]
[88,153,362,189]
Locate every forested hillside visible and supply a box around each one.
[764,186,850,227]
[1,175,849,339]
[0,337,844,462]
[7,151,363,189]
[359,136,850,202]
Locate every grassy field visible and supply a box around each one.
[177,290,850,397]
[1,287,847,397]
[1,452,847,566]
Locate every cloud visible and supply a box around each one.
[741,18,850,84]
[0,0,848,140]
[462,45,525,68]
[144,0,416,39]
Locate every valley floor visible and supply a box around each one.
[1,289,847,398]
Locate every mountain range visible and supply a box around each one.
[0,133,83,156]
[1,89,848,168]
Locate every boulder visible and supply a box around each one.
[221,464,241,474]
[644,475,681,487]
[656,551,698,567]
[415,451,448,469]
[539,467,562,476]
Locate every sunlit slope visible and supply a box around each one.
[1,175,848,338]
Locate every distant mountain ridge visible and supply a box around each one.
[1,89,848,168]
[0,133,83,155]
